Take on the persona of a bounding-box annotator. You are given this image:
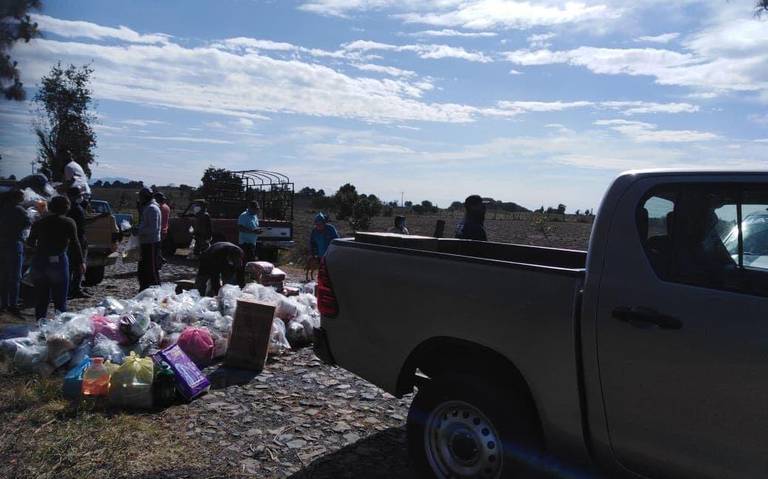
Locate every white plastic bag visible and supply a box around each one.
[269,318,291,355]
[275,297,300,321]
[124,234,141,263]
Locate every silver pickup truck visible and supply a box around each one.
[313,170,768,479]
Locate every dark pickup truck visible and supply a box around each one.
[315,170,768,479]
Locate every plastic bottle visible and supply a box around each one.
[82,357,110,396]
[152,363,177,408]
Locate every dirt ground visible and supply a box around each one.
[0,216,592,478]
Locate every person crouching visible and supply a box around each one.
[195,241,243,296]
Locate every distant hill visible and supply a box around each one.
[487,200,530,213]
[90,176,133,185]
[448,198,530,213]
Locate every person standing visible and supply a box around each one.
[309,213,340,259]
[62,154,92,197]
[137,188,162,291]
[0,190,32,316]
[455,194,488,241]
[66,187,91,298]
[238,201,262,264]
[388,215,410,235]
[194,241,244,296]
[193,201,213,256]
[27,196,84,319]
[155,192,171,262]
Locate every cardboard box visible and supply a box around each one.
[224,298,275,371]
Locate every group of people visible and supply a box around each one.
[1,165,489,321]
[0,157,99,320]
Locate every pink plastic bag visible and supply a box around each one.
[177,327,214,367]
[91,315,128,345]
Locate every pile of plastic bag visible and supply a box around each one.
[0,281,320,379]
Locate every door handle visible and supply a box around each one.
[612,307,682,330]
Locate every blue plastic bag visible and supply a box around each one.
[63,357,91,400]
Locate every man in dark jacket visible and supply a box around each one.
[66,187,90,298]
[195,241,243,296]
[193,201,213,256]
[455,194,488,241]
[0,190,31,316]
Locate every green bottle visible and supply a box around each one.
[153,363,177,408]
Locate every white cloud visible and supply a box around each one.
[300,0,616,30]
[594,119,718,142]
[508,69,523,75]
[504,45,768,93]
[139,136,234,144]
[527,32,556,48]
[634,32,679,44]
[212,37,347,58]
[122,119,168,127]
[497,100,592,112]
[32,14,170,44]
[343,40,493,62]
[409,29,497,37]
[13,26,501,124]
[495,99,698,115]
[598,101,698,115]
[352,63,416,77]
[397,2,614,30]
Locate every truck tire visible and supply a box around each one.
[84,265,105,286]
[407,374,544,479]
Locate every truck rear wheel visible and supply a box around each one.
[407,374,543,479]
[84,265,105,286]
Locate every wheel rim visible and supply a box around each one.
[424,400,503,479]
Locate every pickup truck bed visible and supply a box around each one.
[320,233,590,467]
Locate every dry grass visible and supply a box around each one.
[0,360,228,479]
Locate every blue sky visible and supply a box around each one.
[1,0,767,210]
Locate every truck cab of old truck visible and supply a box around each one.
[314,170,768,479]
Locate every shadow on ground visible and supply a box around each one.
[289,427,419,479]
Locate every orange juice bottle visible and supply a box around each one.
[82,357,110,396]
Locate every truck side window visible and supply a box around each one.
[639,185,768,297]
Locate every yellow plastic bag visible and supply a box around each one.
[108,352,154,409]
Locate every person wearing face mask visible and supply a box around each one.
[192,201,213,256]
[136,188,162,291]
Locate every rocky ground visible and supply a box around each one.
[0,256,418,479]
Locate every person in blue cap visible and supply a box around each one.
[309,212,339,259]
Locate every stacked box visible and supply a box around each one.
[256,267,286,293]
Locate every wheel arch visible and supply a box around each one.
[396,337,541,428]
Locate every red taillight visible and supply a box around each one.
[317,257,339,318]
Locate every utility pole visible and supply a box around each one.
[401,192,404,208]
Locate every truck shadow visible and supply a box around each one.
[289,426,597,479]
[288,427,419,479]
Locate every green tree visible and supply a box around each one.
[1,0,41,101]
[34,63,97,180]
[198,167,242,198]
[333,183,359,220]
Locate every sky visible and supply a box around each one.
[1,0,768,211]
